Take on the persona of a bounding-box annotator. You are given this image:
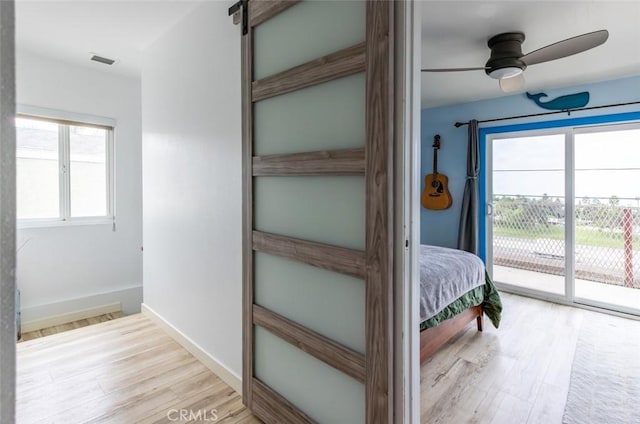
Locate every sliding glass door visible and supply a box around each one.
[487,131,568,297]
[573,125,640,313]
[487,122,640,316]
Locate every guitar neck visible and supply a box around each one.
[433,149,438,175]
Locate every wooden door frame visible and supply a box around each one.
[241,1,405,422]
[0,1,16,423]
[364,1,394,422]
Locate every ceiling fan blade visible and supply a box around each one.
[421,67,488,72]
[520,30,609,66]
[499,74,525,93]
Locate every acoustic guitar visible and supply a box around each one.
[421,135,452,210]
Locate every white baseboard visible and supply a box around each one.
[20,285,142,332]
[21,302,121,333]
[141,303,242,394]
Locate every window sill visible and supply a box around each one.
[17,218,114,230]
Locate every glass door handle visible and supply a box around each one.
[487,203,493,216]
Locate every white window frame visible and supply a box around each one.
[16,105,116,228]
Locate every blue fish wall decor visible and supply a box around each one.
[526,91,590,111]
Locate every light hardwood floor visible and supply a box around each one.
[421,292,640,424]
[18,294,637,423]
[19,312,125,342]
[17,313,260,424]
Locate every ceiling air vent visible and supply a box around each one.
[90,54,116,65]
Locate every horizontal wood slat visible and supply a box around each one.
[249,0,301,28]
[253,148,365,176]
[252,231,366,279]
[252,43,366,102]
[252,378,314,424]
[253,305,366,383]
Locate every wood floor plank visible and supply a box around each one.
[20,335,177,391]
[96,347,196,393]
[19,330,43,342]
[16,378,106,424]
[421,357,480,422]
[24,292,638,424]
[140,379,238,423]
[169,369,225,401]
[181,389,242,423]
[104,359,207,407]
[526,382,567,424]
[421,292,640,423]
[19,311,125,344]
[77,387,179,424]
[16,314,257,424]
[489,391,533,424]
[18,315,153,358]
[44,330,174,380]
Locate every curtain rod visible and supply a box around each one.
[454,100,640,128]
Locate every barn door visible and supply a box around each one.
[241,1,393,423]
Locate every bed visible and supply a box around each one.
[419,245,502,363]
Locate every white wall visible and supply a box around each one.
[141,2,242,380]
[16,51,143,322]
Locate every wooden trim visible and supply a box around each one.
[253,305,366,383]
[249,0,301,28]
[252,43,366,102]
[241,24,254,407]
[365,2,394,423]
[252,148,365,176]
[252,378,314,424]
[419,305,483,364]
[252,231,366,279]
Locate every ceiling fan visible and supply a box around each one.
[421,30,609,92]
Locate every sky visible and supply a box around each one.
[492,127,640,205]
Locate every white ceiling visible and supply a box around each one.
[15,1,640,99]
[16,0,202,77]
[421,1,640,108]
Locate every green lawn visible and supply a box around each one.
[493,225,639,249]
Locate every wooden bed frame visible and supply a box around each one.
[420,305,484,364]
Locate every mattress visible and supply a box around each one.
[419,244,486,324]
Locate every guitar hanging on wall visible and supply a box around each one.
[421,135,453,210]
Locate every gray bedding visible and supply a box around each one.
[420,244,486,322]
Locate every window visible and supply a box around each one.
[16,114,114,225]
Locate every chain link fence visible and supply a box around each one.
[492,195,640,289]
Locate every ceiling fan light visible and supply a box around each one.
[488,67,523,80]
